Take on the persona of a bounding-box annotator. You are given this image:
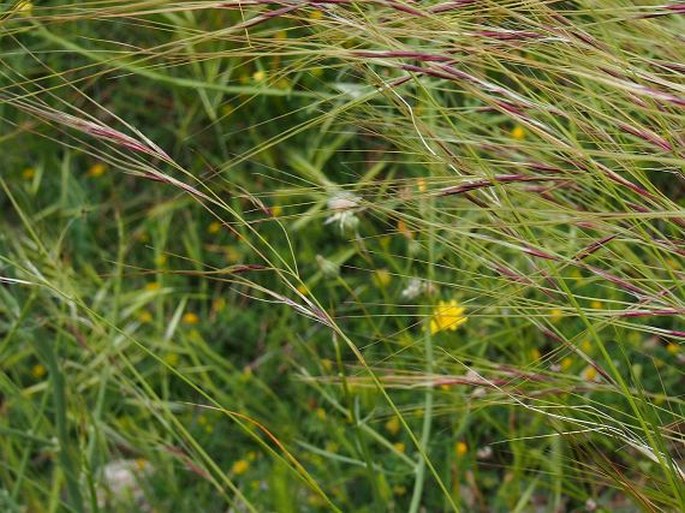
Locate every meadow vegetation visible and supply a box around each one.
[0,1,684,512]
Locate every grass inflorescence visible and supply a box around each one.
[1,1,684,512]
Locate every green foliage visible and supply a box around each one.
[1,1,684,512]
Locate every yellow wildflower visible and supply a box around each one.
[581,340,593,353]
[530,348,541,361]
[393,442,406,454]
[87,162,107,177]
[590,300,603,309]
[137,310,153,323]
[582,365,598,381]
[321,358,333,372]
[397,219,413,239]
[549,308,563,323]
[429,300,467,335]
[561,357,573,371]
[275,78,290,90]
[31,363,46,379]
[315,408,327,420]
[144,282,160,291]
[16,1,32,16]
[666,343,679,355]
[417,178,427,193]
[224,246,241,263]
[208,221,222,234]
[665,258,680,270]
[274,30,287,40]
[154,254,167,267]
[253,70,266,82]
[22,167,35,180]
[455,441,468,457]
[511,125,525,140]
[271,204,283,217]
[385,416,401,436]
[231,459,250,475]
[182,312,200,325]
[309,9,323,20]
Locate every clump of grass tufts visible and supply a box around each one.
[1,1,684,512]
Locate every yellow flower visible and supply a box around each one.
[561,357,573,371]
[530,348,541,361]
[231,459,250,475]
[397,219,413,239]
[144,282,160,292]
[385,416,401,436]
[309,9,323,20]
[137,310,153,323]
[315,407,327,420]
[321,358,333,372]
[274,30,288,40]
[417,178,427,193]
[224,246,241,263]
[208,221,222,234]
[666,343,679,355]
[429,300,467,335]
[182,312,200,325]
[16,1,32,16]
[455,441,468,457]
[393,442,406,454]
[271,204,283,217]
[31,363,46,379]
[549,308,563,323]
[590,300,603,309]
[581,365,598,381]
[511,125,525,140]
[22,167,35,180]
[87,162,107,177]
[252,70,266,82]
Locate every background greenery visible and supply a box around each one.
[1,1,683,512]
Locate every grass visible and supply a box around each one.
[1,1,684,512]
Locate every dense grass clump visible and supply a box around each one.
[1,1,684,512]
